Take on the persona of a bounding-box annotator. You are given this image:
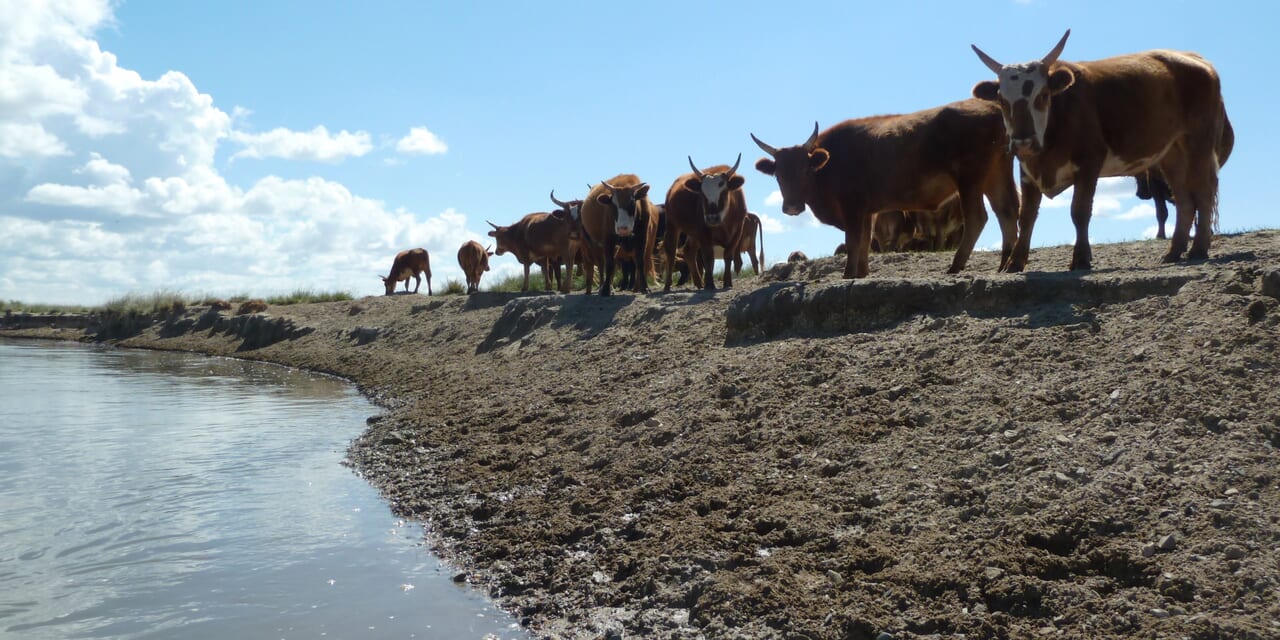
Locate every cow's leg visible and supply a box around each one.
[1160,153,1195,263]
[600,236,616,297]
[985,158,1020,268]
[1155,198,1169,240]
[844,213,871,279]
[521,263,531,292]
[632,228,650,294]
[1005,178,1043,273]
[700,240,716,291]
[426,275,432,296]
[947,189,988,274]
[662,226,678,292]
[1067,174,1099,270]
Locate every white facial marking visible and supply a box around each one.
[997,62,1051,149]
[570,204,580,220]
[615,208,635,235]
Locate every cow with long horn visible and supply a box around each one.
[662,153,749,291]
[970,29,1233,271]
[752,105,1021,279]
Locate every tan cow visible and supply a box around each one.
[971,29,1232,270]
[662,155,748,291]
[579,174,659,296]
[457,240,493,295]
[381,248,432,296]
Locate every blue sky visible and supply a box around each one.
[1,0,1271,305]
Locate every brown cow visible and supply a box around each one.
[870,210,914,253]
[381,248,432,296]
[904,194,965,252]
[457,240,493,295]
[549,191,592,292]
[662,155,748,291]
[487,210,572,293]
[971,29,1232,270]
[751,106,1020,279]
[580,174,659,296]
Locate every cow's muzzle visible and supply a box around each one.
[615,226,634,237]
[1010,137,1041,155]
[782,203,805,216]
[703,214,722,227]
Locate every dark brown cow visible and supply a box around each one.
[580,174,659,296]
[457,240,493,295]
[487,210,572,293]
[381,248,432,296]
[751,104,1020,279]
[662,155,748,291]
[971,29,1232,270]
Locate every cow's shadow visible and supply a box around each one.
[475,292,634,353]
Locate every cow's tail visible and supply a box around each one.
[1212,103,1232,233]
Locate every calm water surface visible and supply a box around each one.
[0,339,525,639]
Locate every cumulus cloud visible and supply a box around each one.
[0,2,481,304]
[228,125,373,162]
[396,126,448,155]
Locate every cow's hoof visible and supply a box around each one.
[1068,261,1092,271]
[1187,249,1209,261]
[1160,252,1181,264]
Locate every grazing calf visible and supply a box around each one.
[971,29,1232,270]
[381,248,432,296]
[457,240,493,295]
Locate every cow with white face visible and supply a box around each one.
[662,154,748,291]
[578,174,658,296]
[971,29,1233,271]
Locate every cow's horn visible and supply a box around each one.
[971,43,1004,73]
[750,133,778,157]
[727,152,741,176]
[550,190,568,208]
[1042,29,1070,66]
[487,220,500,230]
[803,122,820,151]
[601,179,618,190]
[688,156,705,179]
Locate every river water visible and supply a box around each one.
[0,339,525,639]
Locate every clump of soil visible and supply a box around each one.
[7,231,1280,639]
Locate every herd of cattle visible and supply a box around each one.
[382,31,1233,298]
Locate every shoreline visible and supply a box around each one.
[5,231,1280,639]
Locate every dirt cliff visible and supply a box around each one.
[6,231,1279,639]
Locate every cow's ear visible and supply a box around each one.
[1047,68,1075,95]
[728,175,746,190]
[487,229,498,237]
[755,158,776,176]
[682,177,702,193]
[596,193,613,206]
[972,80,1000,101]
[636,183,650,199]
[809,148,830,172]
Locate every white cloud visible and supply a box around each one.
[0,122,70,157]
[764,190,783,207]
[396,126,448,155]
[229,125,372,162]
[0,3,495,304]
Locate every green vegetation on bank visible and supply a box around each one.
[4,288,354,315]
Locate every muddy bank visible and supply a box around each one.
[6,231,1280,639]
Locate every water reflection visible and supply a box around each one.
[0,339,524,639]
